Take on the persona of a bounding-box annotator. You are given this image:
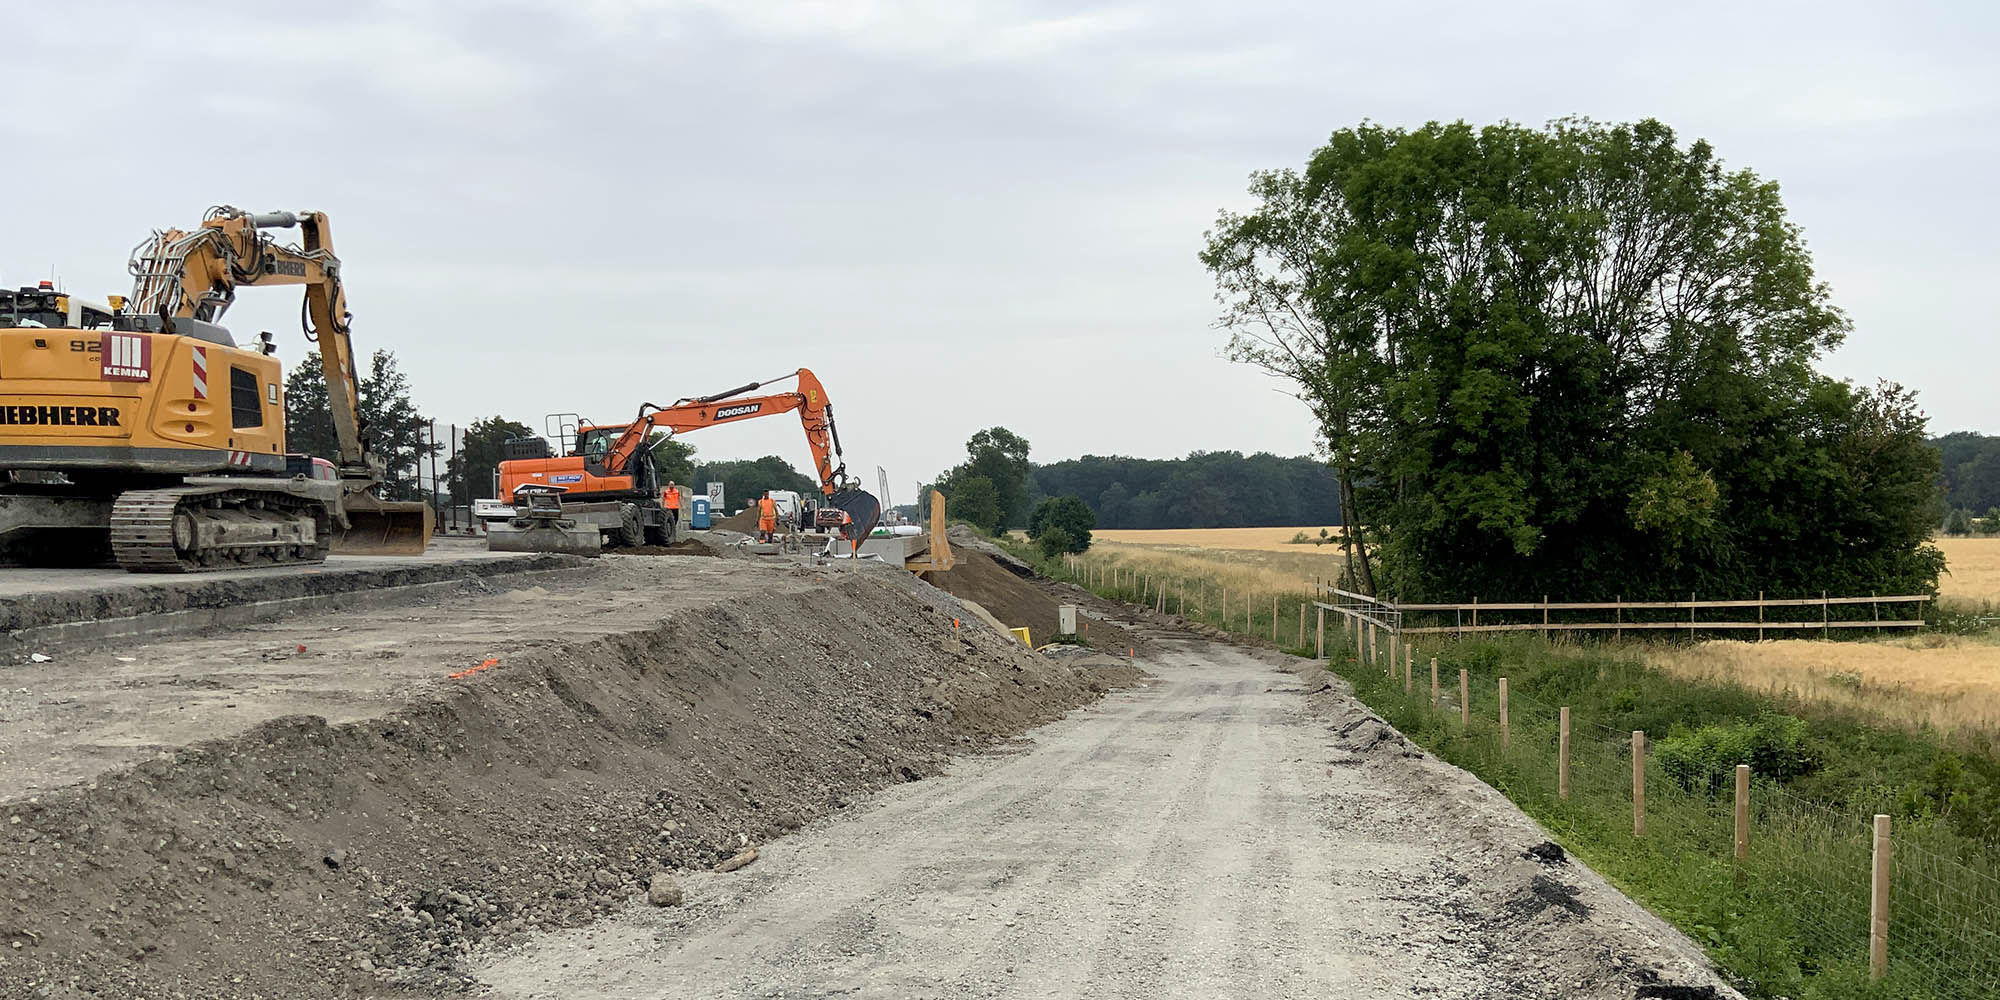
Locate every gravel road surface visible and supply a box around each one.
[473,631,1738,999]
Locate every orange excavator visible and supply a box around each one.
[490,369,880,552]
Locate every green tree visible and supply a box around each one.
[1945,508,1974,537]
[934,428,1033,530]
[446,416,534,505]
[1027,495,1096,553]
[1980,508,2000,535]
[690,455,815,511]
[647,433,698,488]
[283,350,437,501]
[1036,526,1077,558]
[1203,118,1943,600]
[940,475,1002,534]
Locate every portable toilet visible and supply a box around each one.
[690,496,712,530]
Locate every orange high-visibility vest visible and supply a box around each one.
[757,497,776,521]
[662,488,681,510]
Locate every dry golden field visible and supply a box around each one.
[1091,526,1348,553]
[1080,527,1349,598]
[1938,536,2000,607]
[1648,635,2000,737]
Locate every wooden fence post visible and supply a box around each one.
[1298,602,1306,648]
[1615,595,1622,643]
[1471,596,1479,629]
[1499,678,1510,748]
[1430,657,1440,711]
[1558,708,1572,799]
[1541,595,1549,641]
[1871,814,1892,980]
[1315,607,1325,659]
[1404,648,1413,694]
[1734,764,1750,862]
[1355,621,1364,662]
[1459,668,1469,725]
[1758,590,1765,643]
[1404,645,1412,692]
[1823,590,1830,641]
[1632,731,1646,837]
[1689,591,1696,637]
[1389,631,1399,676]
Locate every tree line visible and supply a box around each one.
[1937,432,2000,534]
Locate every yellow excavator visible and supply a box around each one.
[0,206,431,571]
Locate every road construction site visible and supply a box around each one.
[0,527,1743,1000]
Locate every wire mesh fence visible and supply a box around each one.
[1340,633,2000,999]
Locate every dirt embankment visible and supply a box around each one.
[0,566,1135,1000]
[922,527,1146,657]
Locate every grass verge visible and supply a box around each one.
[1335,635,2000,1000]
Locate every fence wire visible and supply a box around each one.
[1329,635,2000,999]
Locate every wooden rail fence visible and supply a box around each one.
[1312,586,1928,641]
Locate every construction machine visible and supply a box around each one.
[0,207,431,571]
[490,368,880,553]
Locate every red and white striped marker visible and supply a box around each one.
[190,345,208,399]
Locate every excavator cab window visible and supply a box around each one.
[578,428,614,474]
[230,367,263,428]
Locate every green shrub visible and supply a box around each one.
[1656,714,1815,792]
[1036,526,1076,558]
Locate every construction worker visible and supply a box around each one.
[757,490,778,543]
[661,480,682,539]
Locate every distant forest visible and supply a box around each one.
[1936,432,2000,516]
[1028,451,1343,530]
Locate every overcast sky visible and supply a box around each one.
[9,1,1995,496]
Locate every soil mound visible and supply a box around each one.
[1,568,1134,999]
[923,543,1140,654]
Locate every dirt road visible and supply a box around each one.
[474,632,1738,999]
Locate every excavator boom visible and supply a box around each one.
[128,208,430,554]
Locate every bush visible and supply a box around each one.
[1656,714,1816,793]
[1027,496,1094,553]
[1036,526,1076,558]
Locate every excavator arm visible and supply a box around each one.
[605,368,855,495]
[126,207,430,552]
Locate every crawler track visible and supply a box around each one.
[110,486,333,572]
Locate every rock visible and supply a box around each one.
[646,872,683,907]
[713,847,759,873]
[592,868,619,889]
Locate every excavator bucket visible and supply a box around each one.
[830,488,882,542]
[332,494,434,556]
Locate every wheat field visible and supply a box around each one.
[1091,526,1348,553]
[1939,536,2000,607]
[1648,635,2000,737]
[1081,527,1350,597]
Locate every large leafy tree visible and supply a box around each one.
[939,475,1002,534]
[1203,118,1943,599]
[446,416,534,505]
[932,427,1033,531]
[284,350,437,501]
[1027,495,1096,554]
